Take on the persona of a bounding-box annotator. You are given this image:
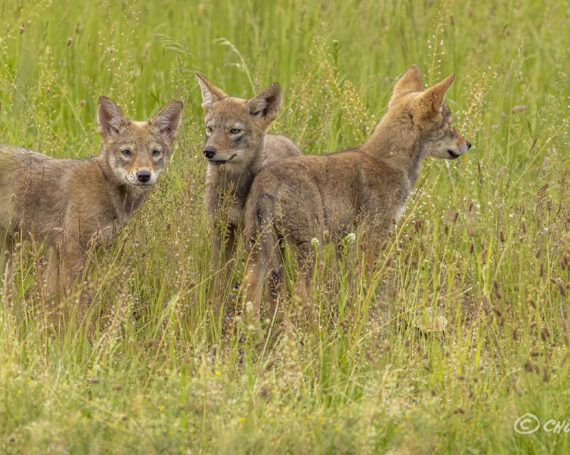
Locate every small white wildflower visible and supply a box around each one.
[346,233,356,243]
[311,237,319,247]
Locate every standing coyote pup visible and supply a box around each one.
[0,96,183,293]
[242,65,472,316]
[196,73,301,266]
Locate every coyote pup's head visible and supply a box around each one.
[389,65,471,160]
[97,96,183,187]
[196,73,281,167]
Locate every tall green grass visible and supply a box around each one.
[0,0,568,453]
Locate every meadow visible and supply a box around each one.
[0,0,568,453]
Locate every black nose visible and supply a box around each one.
[137,170,151,183]
[203,146,217,159]
[466,141,472,149]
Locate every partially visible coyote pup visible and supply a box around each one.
[0,96,183,293]
[242,65,472,316]
[196,74,301,265]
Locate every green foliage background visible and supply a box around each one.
[0,0,568,453]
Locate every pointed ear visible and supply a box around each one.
[151,100,183,143]
[417,73,455,118]
[196,73,227,108]
[245,82,282,123]
[390,64,424,105]
[97,96,127,138]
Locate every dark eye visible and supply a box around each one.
[230,128,241,135]
[122,149,132,157]
[449,130,456,139]
[206,126,213,134]
[152,149,161,157]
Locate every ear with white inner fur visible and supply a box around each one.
[418,73,455,118]
[245,82,282,123]
[152,100,183,143]
[196,73,228,108]
[389,64,425,107]
[98,96,127,138]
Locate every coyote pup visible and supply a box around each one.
[0,96,183,293]
[242,65,472,316]
[196,74,301,265]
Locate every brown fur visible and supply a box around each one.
[196,74,301,265]
[0,96,183,293]
[242,65,472,318]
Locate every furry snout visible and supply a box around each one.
[136,170,151,183]
[123,170,158,186]
[207,153,237,165]
[447,141,472,159]
[203,146,217,159]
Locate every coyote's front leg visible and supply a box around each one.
[354,215,393,276]
[290,241,318,324]
[241,227,284,323]
[46,246,61,295]
[211,220,237,269]
[56,241,87,295]
[241,257,265,322]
